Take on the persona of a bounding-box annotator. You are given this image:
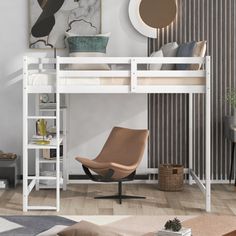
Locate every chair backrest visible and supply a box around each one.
[96,127,149,167]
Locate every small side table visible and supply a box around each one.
[224,116,236,185]
[0,157,18,188]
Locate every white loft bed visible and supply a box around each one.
[23,56,211,212]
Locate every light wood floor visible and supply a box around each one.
[0,184,236,215]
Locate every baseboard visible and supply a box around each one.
[69,174,149,180]
[18,174,232,184]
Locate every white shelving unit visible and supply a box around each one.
[23,56,67,211]
[35,105,67,192]
[35,105,68,191]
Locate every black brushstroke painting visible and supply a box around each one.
[31,0,65,38]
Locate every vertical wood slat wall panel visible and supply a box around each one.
[148,0,235,181]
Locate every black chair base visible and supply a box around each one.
[95,195,145,204]
[95,180,145,204]
[82,165,145,204]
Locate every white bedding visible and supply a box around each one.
[28,72,100,86]
[28,72,205,86]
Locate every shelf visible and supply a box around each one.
[39,103,67,111]
[28,176,57,180]
[27,137,63,150]
[28,176,63,182]
[38,184,63,189]
[39,157,63,163]
[28,116,57,120]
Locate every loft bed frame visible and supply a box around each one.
[23,56,211,212]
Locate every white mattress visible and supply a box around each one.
[28,72,100,86]
[28,72,205,86]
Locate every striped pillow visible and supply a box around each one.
[67,36,109,54]
[66,34,110,70]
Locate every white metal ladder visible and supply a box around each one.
[23,57,61,212]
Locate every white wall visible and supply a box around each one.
[0,0,50,174]
[0,0,147,176]
[68,94,147,175]
[102,0,147,56]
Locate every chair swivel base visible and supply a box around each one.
[82,165,145,204]
[95,180,145,204]
[95,195,145,204]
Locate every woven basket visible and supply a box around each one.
[158,164,184,191]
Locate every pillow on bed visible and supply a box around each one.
[161,42,179,70]
[189,40,207,70]
[176,41,196,70]
[66,34,110,70]
[58,221,121,236]
[149,49,163,70]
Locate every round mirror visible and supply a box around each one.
[129,0,177,38]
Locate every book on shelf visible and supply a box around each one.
[43,145,63,159]
[32,135,48,140]
[39,103,66,110]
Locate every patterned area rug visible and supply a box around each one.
[0,215,236,236]
[0,216,76,236]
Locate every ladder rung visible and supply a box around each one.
[27,206,57,211]
[27,116,57,119]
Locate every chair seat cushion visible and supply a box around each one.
[76,157,111,169]
[76,157,136,171]
[76,157,137,180]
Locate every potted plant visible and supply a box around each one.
[227,88,236,126]
[157,218,191,236]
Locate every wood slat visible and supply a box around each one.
[148,0,235,181]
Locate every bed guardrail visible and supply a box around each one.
[24,56,208,94]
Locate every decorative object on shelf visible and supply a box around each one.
[158,164,184,191]
[43,145,63,160]
[29,0,101,49]
[129,0,177,38]
[40,94,49,103]
[40,171,63,187]
[35,119,50,145]
[158,218,191,236]
[47,126,57,136]
[226,88,236,126]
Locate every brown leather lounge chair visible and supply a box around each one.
[75,127,149,204]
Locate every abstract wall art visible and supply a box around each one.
[29,0,101,49]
